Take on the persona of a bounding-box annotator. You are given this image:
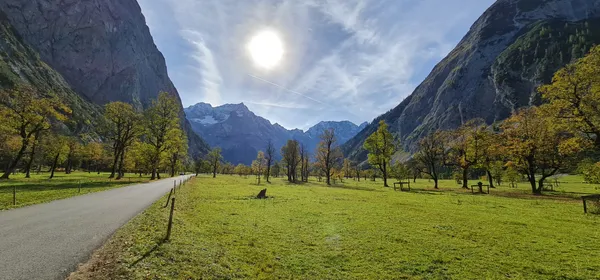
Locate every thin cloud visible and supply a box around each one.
[138,0,496,129]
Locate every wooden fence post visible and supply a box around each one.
[583,197,587,214]
[13,185,16,206]
[164,188,174,208]
[78,180,81,193]
[166,197,176,240]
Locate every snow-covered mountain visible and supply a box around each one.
[185,102,367,164]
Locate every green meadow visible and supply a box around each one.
[0,172,166,210]
[70,175,600,280]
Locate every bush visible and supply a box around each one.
[581,162,600,184]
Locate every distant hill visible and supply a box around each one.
[185,102,368,164]
[343,0,600,162]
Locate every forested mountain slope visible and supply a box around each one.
[343,0,600,162]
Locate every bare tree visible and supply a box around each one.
[299,143,310,182]
[316,129,343,185]
[207,148,222,178]
[281,140,301,182]
[265,139,275,183]
[414,131,445,189]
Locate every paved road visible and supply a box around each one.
[0,175,193,280]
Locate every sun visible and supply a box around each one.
[247,30,284,69]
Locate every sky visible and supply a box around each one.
[138,0,495,130]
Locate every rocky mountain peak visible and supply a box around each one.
[185,102,367,164]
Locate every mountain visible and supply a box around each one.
[0,0,209,157]
[185,102,367,164]
[0,11,102,136]
[343,0,600,162]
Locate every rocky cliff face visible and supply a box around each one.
[0,0,209,156]
[186,103,367,164]
[0,10,101,136]
[343,0,600,162]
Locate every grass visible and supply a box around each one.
[0,171,168,210]
[69,175,600,279]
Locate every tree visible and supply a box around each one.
[166,129,187,177]
[503,162,521,188]
[581,162,600,184]
[103,102,141,179]
[264,140,275,183]
[443,119,487,189]
[144,92,181,180]
[414,131,445,189]
[206,148,222,178]
[252,151,266,184]
[194,158,211,176]
[299,143,309,182]
[478,128,504,188]
[43,134,68,179]
[539,46,600,149]
[271,161,281,178]
[391,161,410,182]
[363,120,397,187]
[24,131,42,178]
[64,137,82,174]
[501,107,583,194]
[234,164,246,176]
[343,159,352,179]
[83,141,104,174]
[131,141,154,176]
[281,140,301,182]
[0,85,70,179]
[316,129,343,185]
[405,158,420,183]
[353,162,361,182]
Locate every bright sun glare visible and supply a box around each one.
[247,30,284,69]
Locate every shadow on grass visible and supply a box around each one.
[427,186,588,202]
[327,183,383,192]
[129,238,167,268]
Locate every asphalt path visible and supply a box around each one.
[0,174,193,280]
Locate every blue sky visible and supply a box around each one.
[138,0,495,130]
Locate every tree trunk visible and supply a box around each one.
[25,136,39,178]
[170,153,177,177]
[116,150,125,180]
[528,173,538,194]
[151,167,157,180]
[487,170,495,188]
[49,153,60,179]
[434,177,439,189]
[1,139,29,179]
[212,164,217,178]
[462,168,469,189]
[109,149,120,179]
[383,162,389,187]
[537,178,546,194]
[65,157,72,174]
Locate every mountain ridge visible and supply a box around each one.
[185,102,368,164]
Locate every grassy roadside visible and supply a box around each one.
[69,175,600,279]
[0,172,168,210]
